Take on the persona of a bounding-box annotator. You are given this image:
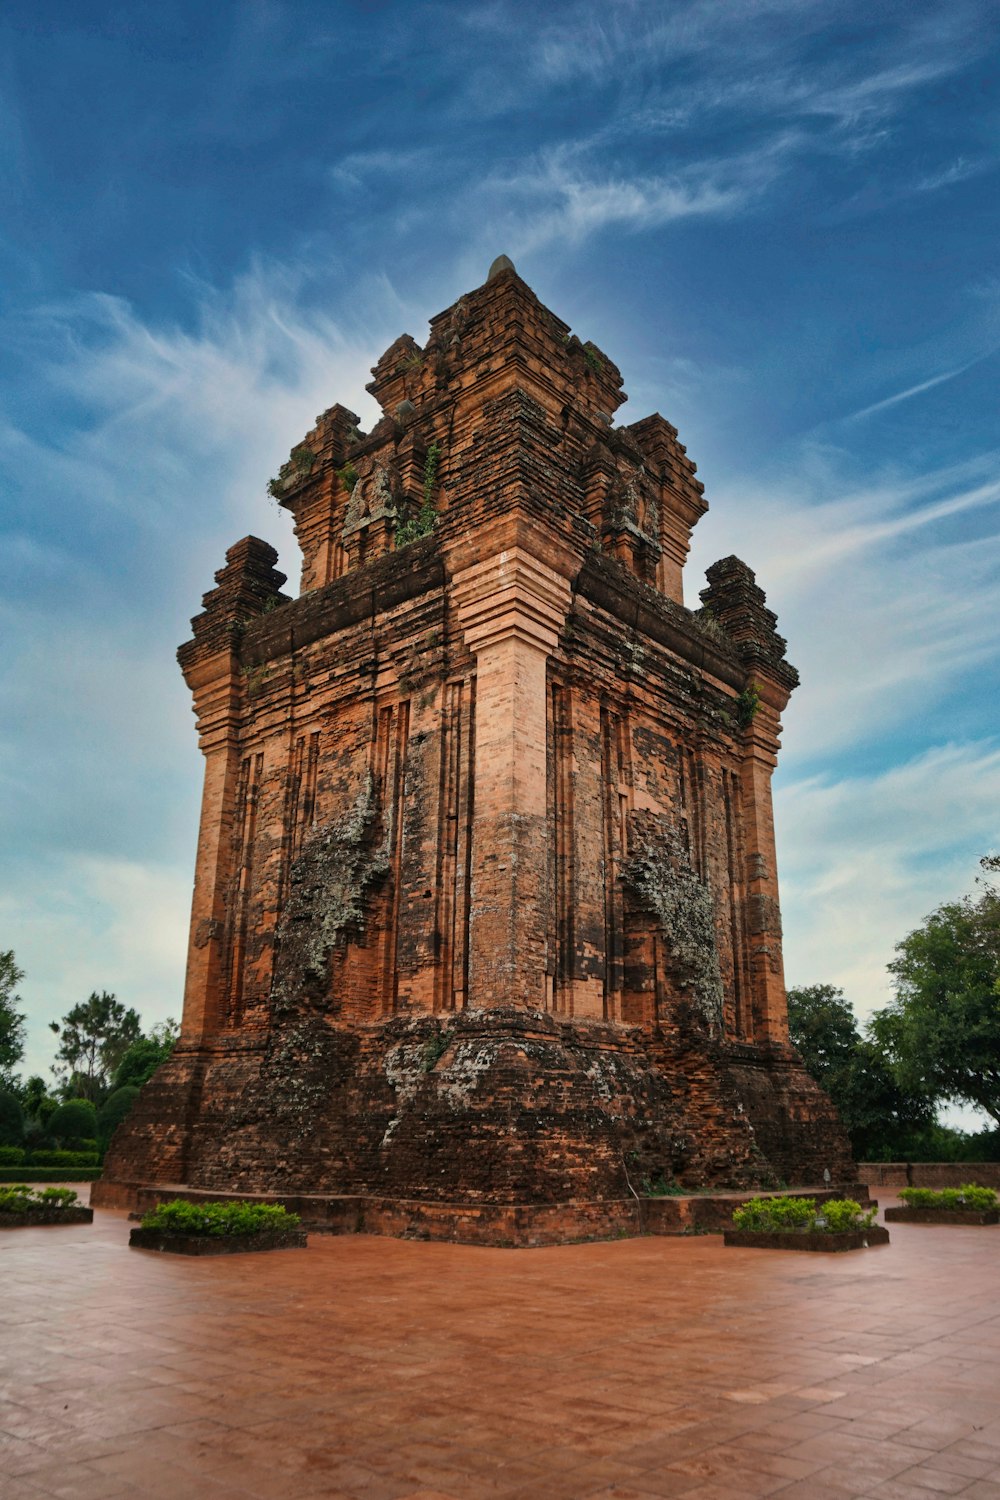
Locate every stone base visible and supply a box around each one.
[0,1207,94,1229]
[724,1225,889,1252]
[128,1227,307,1255]
[96,1009,855,1238]
[884,1207,998,1226]
[101,1185,871,1248]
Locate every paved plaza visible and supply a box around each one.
[3,1192,1000,1500]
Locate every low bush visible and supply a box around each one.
[0,1167,101,1182]
[815,1199,878,1233]
[899,1184,998,1212]
[47,1099,98,1147]
[139,1200,300,1237]
[0,1145,25,1165]
[27,1150,99,1167]
[732,1195,816,1232]
[0,1184,78,1213]
[732,1195,877,1233]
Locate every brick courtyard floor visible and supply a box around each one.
[2,1193,1000,1500]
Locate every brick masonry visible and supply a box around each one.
[95,260,853,1237]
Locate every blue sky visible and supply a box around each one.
[2,1,998,1112]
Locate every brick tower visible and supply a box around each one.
[96,259,852,1240]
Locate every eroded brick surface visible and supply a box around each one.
[97,262,851,1232]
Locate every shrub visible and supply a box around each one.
[140,1199,300,1237]
[48,1099,98,1147]
[0,1184,33,1213]
[732,1195,877,1233]
[35,1186,78,1207]
[0,1145,25,1165]
[732,1195,816,1232]
[815,1199,878,1233]
[27,1150,99,1167]
[0,1088,24,1147]
[899,1184,998,1212]
[99,1086,140,1148]
[0,1184,78,1213]
[0,1167,101,1182]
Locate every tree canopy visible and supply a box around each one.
[49,992,143,1103]
[874,861,1000,1127]
[0,950,27,1088]
[111,1018,178,1091]
[787,984,936,1160]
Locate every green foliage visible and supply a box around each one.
[49,992,143,1103]
[99,1086,141,1149]
[267,443,316,499]
[787,984,937,1159]
[112,1021,178,1091]
[0,1167,101,1181]
[47,1098,98,1147]
[732,1195,816,1231]
[421,1030,452,1072]
[336,461,359,492]
[0,1184,78,1214]
[816,1199,878,1233]
[0,1088,24,1146]
[735,681,761,730]
[899,1184,997,1211]
[0,950,26,1087]
[0,1145,25,1164]
[641,1176,685,1197]
[396,441,442,548]
[27,1149,99,1167]
[139,1199,300,1237]
[583,344,603,373]
[0,1184,33,1213]
[732,1195,876,1233]
[873,864,1000,1127]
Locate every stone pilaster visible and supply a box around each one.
[452,544,573,1010]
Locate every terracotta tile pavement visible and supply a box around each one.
[2,1192,999,1498]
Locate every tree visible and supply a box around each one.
[874,861,1000,1127]
[48,1098,98,1147]
[49,992,143,1103]
[98,1086,141,1151]
[0,1088,24,1147]
[0,950,27,1088]
[787,983,936,1160]
[111,1018,179,1091]
[787,984,860,1085]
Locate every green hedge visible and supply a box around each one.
[732,1195,877,1233]
[0,1167,102,1182]
[0,1146,26,1165]
[27,1150,100,1167]
[139,1200,300,1237]
[899,1184,997,1212]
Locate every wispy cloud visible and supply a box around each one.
[843,347,999,422]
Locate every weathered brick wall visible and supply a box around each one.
[96,261,854,1228]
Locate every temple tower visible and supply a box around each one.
[96,261,852,1239]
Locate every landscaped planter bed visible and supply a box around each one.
[887,1185,998,1227]
[885,1207,998,1226]
[129,1226,307,1255]
[0,1186,92,1229]
[724,1194,888,1252]
[724,1225,890,1251]
[0,1206,93,1229]
[128,1198,305,1255]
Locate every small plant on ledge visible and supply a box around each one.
[267,443,317,499]
[395,440,441,548]
[735,681,761,730]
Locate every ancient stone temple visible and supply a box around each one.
[96,258,852,1241]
